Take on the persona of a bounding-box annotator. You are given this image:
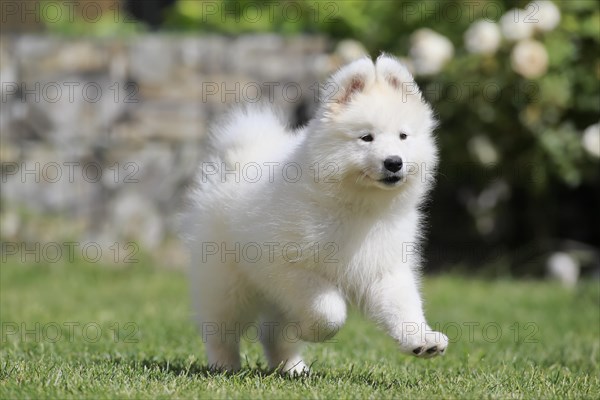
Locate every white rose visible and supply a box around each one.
[500,9,535,41]
[582,123,600,158]
[468,135,499,165]
[547,252,579,288]
[464,20,502,55]
[510,39,548,79]
[527,0,561,32]
[409,29,454,76]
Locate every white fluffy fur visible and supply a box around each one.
[182,55,448,375]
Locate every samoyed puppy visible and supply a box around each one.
[182,55,448,375]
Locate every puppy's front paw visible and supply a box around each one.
[398,325,448,358]
[279,359,310,377]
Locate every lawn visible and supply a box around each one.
[1,261,598,399]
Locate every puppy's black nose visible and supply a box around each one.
[384,156,403,172]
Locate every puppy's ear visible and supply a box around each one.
[322,57,375,111]
[375,54,417,92]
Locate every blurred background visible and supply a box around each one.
[1,0,599,284]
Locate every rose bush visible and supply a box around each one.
[165,0,600,273]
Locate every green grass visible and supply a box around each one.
[1,261,599,399]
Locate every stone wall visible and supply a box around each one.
[0,34,355,267]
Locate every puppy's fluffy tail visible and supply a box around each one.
[182,105,297,245]
[201,105,297,169]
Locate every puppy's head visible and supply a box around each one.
[309,55,438,196]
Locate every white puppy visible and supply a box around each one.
[182,55,448,375]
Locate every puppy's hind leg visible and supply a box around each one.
[191,260,252,372]
[259,307,307,376]
[257,270,347,376]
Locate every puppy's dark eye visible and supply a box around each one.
[399,133,408,140]
[360,134,374,142]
